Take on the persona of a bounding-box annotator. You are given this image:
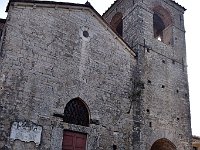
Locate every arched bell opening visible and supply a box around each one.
[110,12,123,37]
[153,5,173,45]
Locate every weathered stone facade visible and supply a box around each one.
[104,0,192,149]
[0,0,192,150]
[0,19,6,47]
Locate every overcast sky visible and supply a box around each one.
[0,0,199,136]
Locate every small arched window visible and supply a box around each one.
[64,98,90,127]
[153,6,173,45]
[110,12,123,37]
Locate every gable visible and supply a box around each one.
[6,0,135,57]
[3,0,137,101]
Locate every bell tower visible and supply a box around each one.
[103,0,192,149]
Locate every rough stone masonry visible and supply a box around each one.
[0,0,192,149]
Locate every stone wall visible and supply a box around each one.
[0,19,5,30]
[0,0,192,149]
[0,2,136,150]
[0,19,6,44]
[103,0,192,149]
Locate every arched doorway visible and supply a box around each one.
[62,98,90,150]
[150,138,176,150]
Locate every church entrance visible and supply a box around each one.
[150,138,176,150]
[62,130,87,150]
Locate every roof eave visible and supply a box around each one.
[0,19,6,23]
[6,0,93,12]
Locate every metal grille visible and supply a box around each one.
[64,98,89,127]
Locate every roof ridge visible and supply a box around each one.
[6,0,93,12]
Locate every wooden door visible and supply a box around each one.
[62,131,87,150]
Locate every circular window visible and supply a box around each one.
[83,31,89,38]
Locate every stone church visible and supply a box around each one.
[0,0,192,149]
